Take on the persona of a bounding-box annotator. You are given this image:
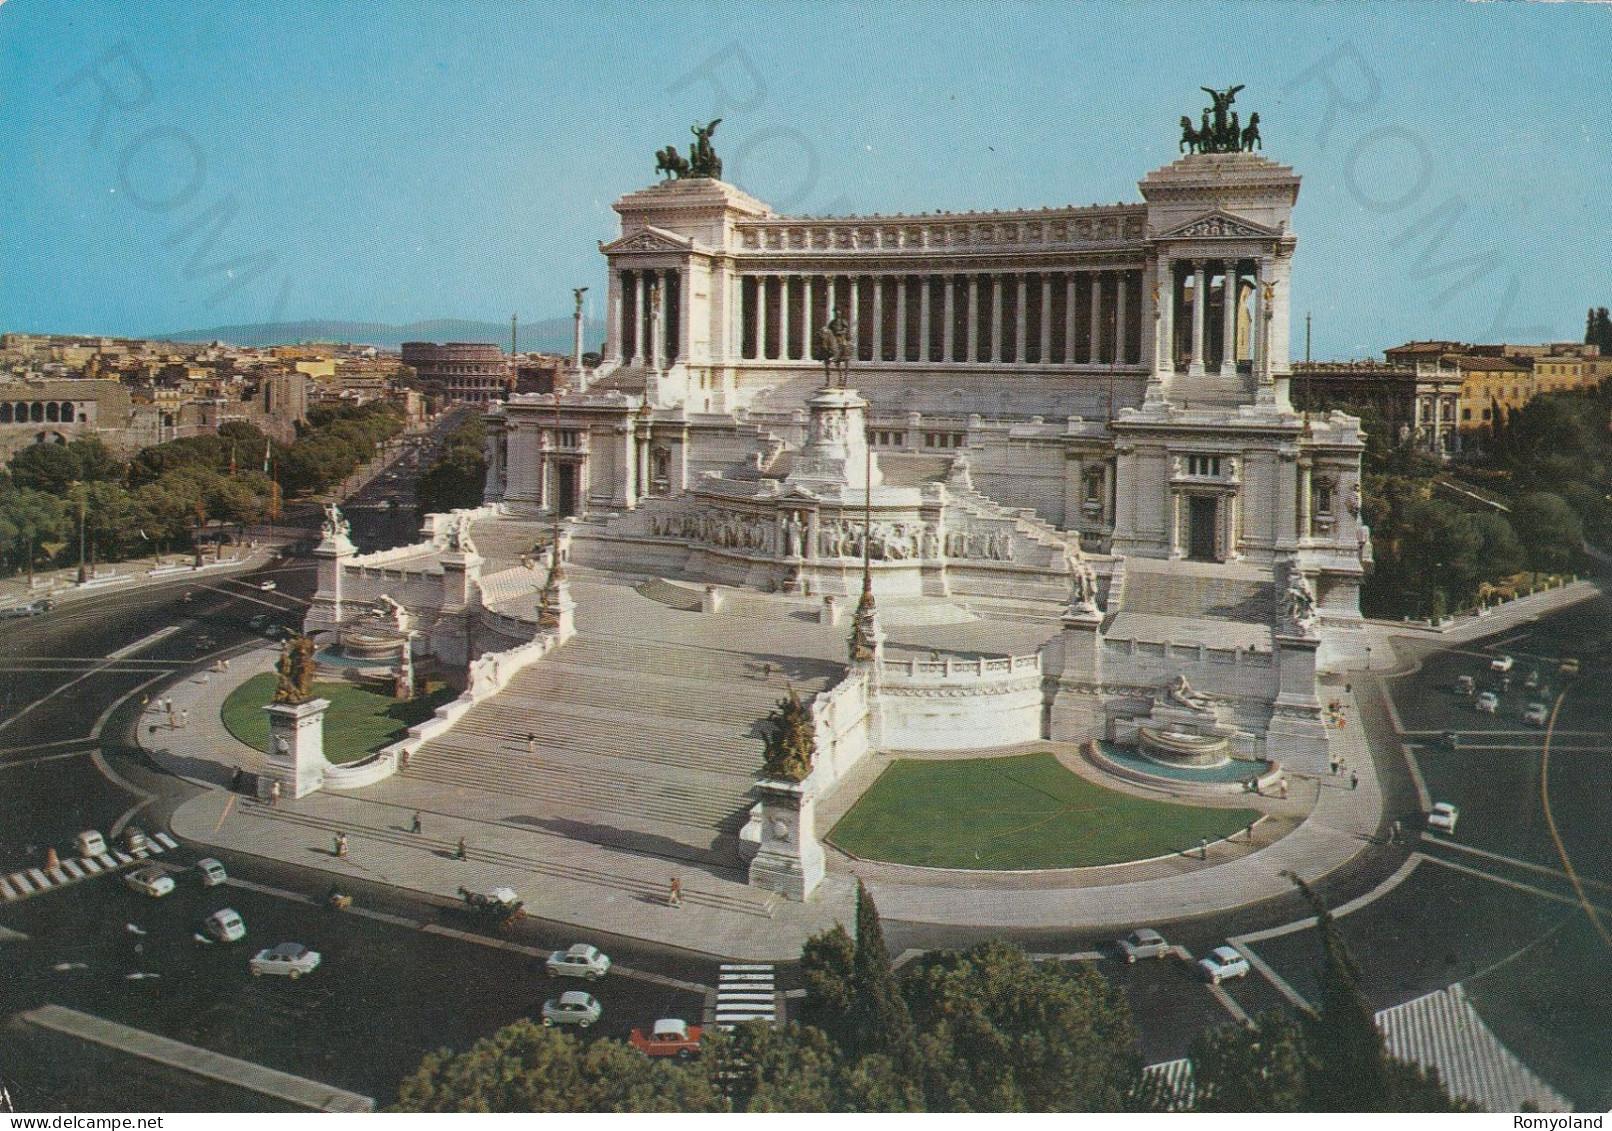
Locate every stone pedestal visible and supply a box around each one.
[305,529,355,635]
[1269,631,1327,771]
[263,698,331,799]
[747,778,825,902]
[785,387,882,493]
[538,575,577,642]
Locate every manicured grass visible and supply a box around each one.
[828,753,1260,870]
[220,672,456,764]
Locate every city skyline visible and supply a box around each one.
[3,0,1609,356]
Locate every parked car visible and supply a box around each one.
[1426,802,1460,834]
[1454,675,1475,696]
[196,858,228,886]
[122,828,150,853]
[1524,702,1550,727]
[546,943,611,980]
[629,1018,703,1058]
[74,830,108,857]
[257,579,278,591]
[1490,654,1514,673]
[1524,668,1541,690]
[124,866,174,898]
[249,942,322,979]
[1559,657,1580,676]
[1475,691,1499,714]
[1118,928,1172,963]
[1197,945,1251,984]
[203,909,246,943]
[542,990,602,1028]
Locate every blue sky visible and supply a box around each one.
[2,0,1608,357]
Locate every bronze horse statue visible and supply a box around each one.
[655,146,689,180]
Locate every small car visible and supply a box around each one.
[630,1018,703,1058]
[1489,654,1514,673]
[1118,928,1172,964]
[203,908,246,943]
[257,579,278,591]
[1559,657,1580,676]
[124,866,175,898]
[1197,945,1251,984]
[542,990,602,1028]
[122,828,151,853]
[1524,702,1549,727]
[1475,691,1499,714]
[197,858,228,886]
[1523,668,1540,690]
[1426,802,1460,834]
[250,942,322,979]
[1454,675,1475,696]
[546,943,611,980]
[74,830,108,857]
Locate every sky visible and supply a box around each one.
[1,0,1608,357]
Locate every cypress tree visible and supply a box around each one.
[848,882,913,1061]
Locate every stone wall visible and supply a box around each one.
[876,654,1044,750]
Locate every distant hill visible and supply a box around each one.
[149,317,606,354]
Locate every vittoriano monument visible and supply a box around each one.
[655,118,724,180]
[1180,84,1261,154]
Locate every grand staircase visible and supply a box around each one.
[402,625,842,865]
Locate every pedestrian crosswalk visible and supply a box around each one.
[1,832,181,902]
[713,964,777,1030]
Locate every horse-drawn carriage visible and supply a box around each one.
[458,885,526,929]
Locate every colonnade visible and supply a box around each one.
[0,400,79,424]
[615,269,683,369]
[735,270,1143,366]
[1156,256,1278,378]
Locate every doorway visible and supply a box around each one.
[1187,496,1219,562]
[556,463,578,517]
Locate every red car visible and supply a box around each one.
[629,1018,703,1059]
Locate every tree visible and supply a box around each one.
[849,882,913,1062]
[1509,491,1583,577]
[392,1020,722,1113]
[902,941,1141,1111]
[799,923,857,1044]
[0,486,68,580]
[700,1023,843,1112]
[7,438,122,496]
[1189,1009,1306,1111]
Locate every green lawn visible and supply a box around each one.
[220,673,456,764]
[828,753,1260,870]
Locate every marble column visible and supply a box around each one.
[1155,258,1175,375]
[895,276,908,361]
[648,271,663,371]
[1219,260,1238,377]
[942,276,955,362]
[780,275,792,361]
[1115,271,1129,365]
[990,276,1004,363]
[1249,262,1264,376]
[1015,274,1028,364]
[1039,274,1052,364]
[628,272,643,366]
[919,276,931,362]
[605,270,623,363]
[1064,272,1078,364]
[1088,272,1102,365]
[960,275,973,360]
[1169,490,1183,558]
[1298,460,1313,540]
[872,276,884,361]
[849,277,861,359]
[1189,260,1207,377]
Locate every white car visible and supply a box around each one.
[124,866,174,898]
[1475,691,1499,714]
[75,830,108,857]
[250,942,322,979]
[1197,945,1251,984]
[204,909,246,943]
[1118,928,1172,963]
[542,990,602,1028]
[1427,802,1460,834]
[257,579,278,591]
[546,943,612,980]
[1524,703,1549,727]
[1489,655,1514,673]
[196,858,228,886]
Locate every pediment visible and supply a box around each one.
[600,225,695,255]
[1158,210,1278,241]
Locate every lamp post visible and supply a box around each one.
[537,385,567,630]
[76,492,88,584]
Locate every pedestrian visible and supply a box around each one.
[270,780,281,807]
[1390,819,1402,844]
[180,708,190,729]
[411,811,423,835]
[668,876,682,907]
[222,658,230,672]
[1350,771,1359,791]
[1244,821,1255,843]
[526,732,537,756]
[140,694,149,710]
[1329,755,1339,775]
[1345,683,1352,694]
[1278,779,1288,800]
[335,833,348,858]
[1198,837,1209,860]
[455,837,467,860]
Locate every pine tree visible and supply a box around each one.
[848,882,914,1062]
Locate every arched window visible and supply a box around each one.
[46,402,59,422]
[61,401,76,421]
[0,403,12,423]
[30,401,44,422]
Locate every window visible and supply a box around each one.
[1481,408,1491,421]
[1462,408,1471,421]
[873,430,906,447]
[923,431,964,449]
[556,429,581,447]
[1316,485,1333,516]
[1186,455,1221,477]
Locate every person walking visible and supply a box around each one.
[668,876,682,907]
[411,811,423,835]
[270,780,281,807]
[1350,771,1359,791]
[455,837,467,860]
[180,708,190,729]
[334,833,348,858]
[526,732,537,757]
[1390,819,1402,844]
[1329,755,1340,775]
[1198,837,1209,860]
